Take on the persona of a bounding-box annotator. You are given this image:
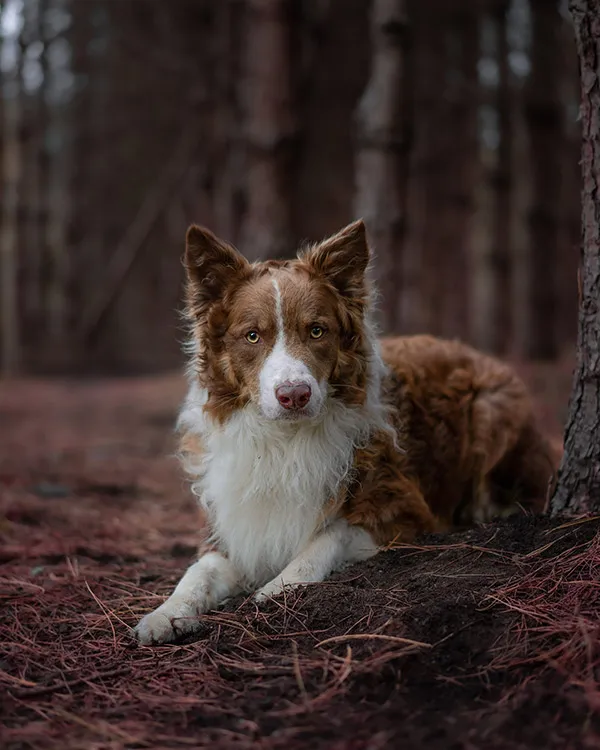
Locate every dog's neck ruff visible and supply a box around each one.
[178,374,381,585]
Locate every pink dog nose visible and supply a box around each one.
[275,383,312,410]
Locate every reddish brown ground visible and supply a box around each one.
[2,356,600,749]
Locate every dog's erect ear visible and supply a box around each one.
[184,225,250,317]
[301,220,370,299]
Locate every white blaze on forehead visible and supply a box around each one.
[258,277,324,419]
[273,276,285,336]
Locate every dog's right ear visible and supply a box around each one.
[184,225,250,318]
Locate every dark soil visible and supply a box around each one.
[3,363,600,750]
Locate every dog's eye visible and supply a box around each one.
[310,326,324,340]
[245,331,261,344]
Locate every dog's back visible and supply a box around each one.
[379,335,558,528]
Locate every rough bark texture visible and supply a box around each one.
[523,0,563,360]
[551,0,600,515]
[239,0,297,261]
[354,0,411,335]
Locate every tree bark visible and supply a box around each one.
[551,0,600,515]
[354,0,411,335]
[0,1,23,375]
[522,0,563,360]
[239,0,297,261]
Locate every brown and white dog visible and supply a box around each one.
[135,220,556,645]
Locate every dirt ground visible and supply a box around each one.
[3,358,600,750]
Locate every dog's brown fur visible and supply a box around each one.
[341,335,557,544]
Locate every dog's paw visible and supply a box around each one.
[254,577,306,604]
[135,598,199,645]
[135,609,178,645]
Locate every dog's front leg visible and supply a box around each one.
[255,520,378,602]
[136,552,241,645]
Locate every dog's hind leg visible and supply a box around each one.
[466,367,554,522]
[488,420,559,515]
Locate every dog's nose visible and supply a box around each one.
[275,383,312,410]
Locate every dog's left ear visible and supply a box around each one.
[301,220,370,299]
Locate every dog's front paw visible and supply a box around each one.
[254,579,283,603]
[136,609,177,645]
[255,576,306,604]
[135,598,199,645]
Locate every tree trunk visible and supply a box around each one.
[354,0,411,335]
[213,0,245,242]
[68,0,93,338]
[45,0,72,349]
[404,0,447,336]
[551,0,600,516]
[439,1,478,341]
[0,0,23,375]
[239,0,297,261]
[485,0,513,355]
[21,0,45,325]
[557,13,581,351]
[522,0,562,360]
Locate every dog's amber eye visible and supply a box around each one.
[310,326,324,340]
[245,331,260,344]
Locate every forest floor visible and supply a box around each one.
[2,356,600,750]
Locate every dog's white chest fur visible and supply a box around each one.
[178,385,370,586]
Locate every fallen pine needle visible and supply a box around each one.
[291,641,307,702]
[543,515,600,534]
[316,634,430,649]
[11,667,131,699]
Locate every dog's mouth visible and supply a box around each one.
[269,408,314,422]
[259,402,325,424]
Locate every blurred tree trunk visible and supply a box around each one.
[213,0,245,243]
[551,0,600,516]
[558,14,581,350]
[68,0,94,333]
[84,1,111,311]
[46,0,72,350]
[440,1,478,341]
[21,0,46,324]
[1,5,23,375]
[354,0,411,334]
[404,0,446,336]
[182,2,217,234]
[239,0,297,260]
[522,0,562,360]
[479,0,513,354]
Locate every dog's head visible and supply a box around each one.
[184,220,374,423]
